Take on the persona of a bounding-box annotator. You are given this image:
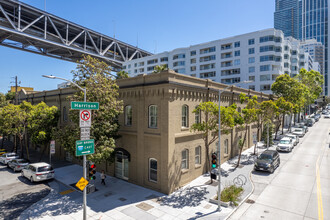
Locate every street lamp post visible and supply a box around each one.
[217,80,251,212]
[42,75,87,220]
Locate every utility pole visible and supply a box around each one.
[15,76,18,105]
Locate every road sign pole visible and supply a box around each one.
[83,88,87,220]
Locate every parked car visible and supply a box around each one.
[21,162,55,183]
[311,115,320,122]
[0,153,19,164]
[296,123,308,133]
[285,134,299,146]
[7,159,29,172]
[306,118,315,127]
[315,114,321,120]
[254,150,280,173]
[276,137,294,152]
[322,110,328,114]
[324,113,330,118]
[292,127,305,137]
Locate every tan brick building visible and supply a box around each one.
[19,70,271,194]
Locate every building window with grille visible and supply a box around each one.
[149,158,157,182]
[124,105,132,126]
[148,105,158,128]
[181,149,189,169]
[195,106,201,124]
[195,146,201,165]
[182,105,189,128]
[224,139,229,155]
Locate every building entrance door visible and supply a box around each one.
[115,151,129,180]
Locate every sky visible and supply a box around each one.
[0,0,275,94]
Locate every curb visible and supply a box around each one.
[224,169,255,220]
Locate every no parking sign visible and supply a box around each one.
[79,110,91,127]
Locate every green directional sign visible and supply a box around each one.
[71,102,99,110]
[76,139,95,156]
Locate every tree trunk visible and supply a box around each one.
[25,131,29,160]
[1,135,4,148]
[253,123,261,155]
[282,114,285,134]
[236,126,248,168]
[39,143,48,162]
[19,138,24,159]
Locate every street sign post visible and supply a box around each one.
[71,102,99,110]
[76,177,89,191]
[76,139,95,156]
[80,110,92,127]
[49,140,55,165]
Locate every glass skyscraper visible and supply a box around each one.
[274,0,300,38]
[300,0,329,95]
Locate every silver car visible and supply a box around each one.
[292,128,305,137]
[285,134,299,146]
[0,153,19,164]
[21,162,55,183]
[7,159,29,172]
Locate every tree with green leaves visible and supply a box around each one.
[152,64,168,73]
[28,102,59,161]
[191,102,240,182]
[236,94,259,166]
[60,55,123,163]
[260,100,278,147]
[116,70,129,79]
[0,92,8,108]
[274,97,293,138]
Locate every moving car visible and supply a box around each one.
[285,134,299,146]
[292,128,305,137]
[276,137,294,152]
[324,113,330,118]
[322,110,328,114]
[21,162,55,183]
[7,159,29,172]
[0,153,19,164]
[254,150,280,173]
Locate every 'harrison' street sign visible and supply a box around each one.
[71,102,99,110]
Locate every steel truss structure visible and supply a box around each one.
[0,0,152,70]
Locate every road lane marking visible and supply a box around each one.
[59,188,75,195]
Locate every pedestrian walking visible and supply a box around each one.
[101,170,106,185]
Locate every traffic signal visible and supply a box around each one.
[211,153,217,168]
[89,163,96,180]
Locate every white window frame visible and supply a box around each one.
[182,105,189,128]
[181,149,189,169]
[195,146,201,165]
[148,105,158,128]
[124,105,132,126]
[224,139,229,154]
[195,106,201,124]
[149,158,157,182]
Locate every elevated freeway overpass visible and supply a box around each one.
[0,0,152,70]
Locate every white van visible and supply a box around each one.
[21,162,55,183]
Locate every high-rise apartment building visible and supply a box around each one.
[300,0,329,95]
[123,29,318,94]
[274,0,300,38]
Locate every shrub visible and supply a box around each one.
[220,185,243,206]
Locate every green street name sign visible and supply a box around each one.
[71,102,99,110]
[76,139,95,156]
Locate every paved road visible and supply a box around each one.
[0,164,51,220]
[230,117,330,220]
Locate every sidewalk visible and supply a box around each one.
[19,129,291,220]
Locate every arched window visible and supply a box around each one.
[195,106,201,124]
[124,105,132,126]
[181,149,189,169]
[149,158,157,182]
[182,105,189,128]
[195,146,201,164]
[63,106,67,121]
[148,105,158,128]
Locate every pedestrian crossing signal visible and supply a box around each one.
[211,153,217,168]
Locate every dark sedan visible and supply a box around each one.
[254,150,280,173]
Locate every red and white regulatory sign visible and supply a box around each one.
[80,110,91,127]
